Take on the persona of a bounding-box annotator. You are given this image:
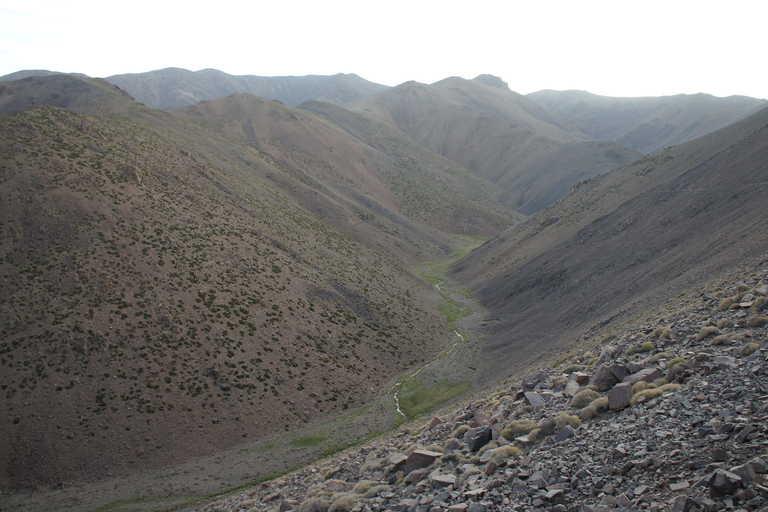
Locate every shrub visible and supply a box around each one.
[489,445,521,463]
[425,444,445,454]
[570,388,602,409]
[527,428,546,443]
[645,351,671,364]
[718,298,734,311]
[501,419,537,440]
[696,326,719,341]
[711,333,745,346]
[362,485,390,499]
[554,413,581,430]
[352,480,377,494]
[626,341,655,355]
[579,397,609,420]
[560,364,586,375]
[750,296,767,314]
[630,388,664,405]
[477,440,499,456]
[667,362,688,381]
[328,493,358,512]
[739,342,760,357]
[452,425,470,438]
[299,498,329,512]
[667,357,686,368]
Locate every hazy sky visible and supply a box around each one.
[1,0,765,99]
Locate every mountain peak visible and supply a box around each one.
[473,74,509,90]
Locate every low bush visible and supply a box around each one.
[579,397,609,420]
[554,413,581,430]
[489,445,521,463]
[501,419,537,440]
[739,342,760,357]
[570,388,602,409]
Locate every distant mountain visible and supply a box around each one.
[0,69,89,81]
[344,75,641,214]
[527,89,768,154]
[105,67,389,110]
[451,103,768,380]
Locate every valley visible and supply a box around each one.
[0,68,767,512]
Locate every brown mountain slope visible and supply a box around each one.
[450,105,768,380]
[105,67,389,110]
[0,79,477,490]
[528,89,768,154]
[344,76,641,214]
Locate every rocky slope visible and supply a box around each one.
[527,90,768,154]
[198,259,768,512]
[450,100,768,384]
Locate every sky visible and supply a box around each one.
[0,0,766,99]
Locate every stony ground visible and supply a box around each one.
[198,261,768,512]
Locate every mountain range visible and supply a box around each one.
[528,89,768,154]
[0,67,766,510]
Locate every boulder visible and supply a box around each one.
[608,382,633,410]
[404,449,442,474]
[524,391,547,409]
[708,469,743,497]
[467,426,493,452]
[622,367,662,385]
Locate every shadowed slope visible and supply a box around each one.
[451,105,768,380]
[528,89,768,154]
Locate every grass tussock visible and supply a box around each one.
[747,315,768,328]
[739,342,760,357]
[501,419,537,440]
[489,445,521,463]
[328,493,359,512]
[626,341,655,355]
[579,397,609,420]
[696,326,719,341]
[667,357,686,368]
[554,413,582,430]
[570,388,602,409]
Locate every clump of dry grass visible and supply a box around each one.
[739,342,760,357]
[501,419,537,441]
[747,315,768,328]
[696,326,719,341]
[718,298,735,311]
[328,493,359,512]
[644,351,672,364]
[451,425,470,438]
[632,381,649,394]
[299,497,330,512]
[554,412,581,429]
[570,388,602,409]
[710,333,745,346]
[489,445,521,463]
[626,341,655,355]
[579,397,609,420]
